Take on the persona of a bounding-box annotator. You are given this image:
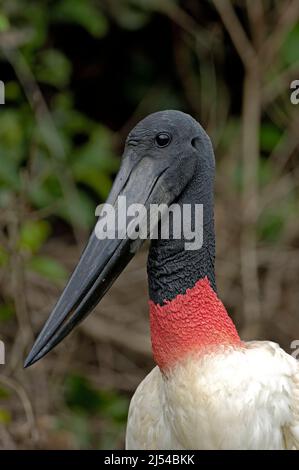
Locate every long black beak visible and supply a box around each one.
[24,153,170,367]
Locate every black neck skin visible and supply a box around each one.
[147,152,216,306]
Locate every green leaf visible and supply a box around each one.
[64,375,102,414]
[53,0,109,37]
[0,246,9,267]
[104,394,129,423]
[0,409,11,424]
[232,161,242,192]
[0,387,10,399]
[0,13,10,32]
[258,212,284,243]
[109,1,150,30]
[260,124,282,153]
[0,110,23,148]
[20,4,48,52]
[258,197,297,243]
[218,118,240,152]
[35,49,72,88]
[0,153,19,190]
[53,97,93,136]
[28,256,68,282]
[71,127,119,199]
[258,160,274,187]
[62,190,95,228]
[74,169,113,200]
[19,220,51,254]
[28,174,63,209]
[64,374,129,422]
[4,81,22,101]
[281,24,299,66]
[0,303,15,321]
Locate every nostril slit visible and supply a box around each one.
[191,137,200,150]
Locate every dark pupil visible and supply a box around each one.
[156,133,170,147]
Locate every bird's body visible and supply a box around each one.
[127,277,299,450]
[25,110,299,450]
[127,340,299,450]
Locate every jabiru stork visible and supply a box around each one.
[25,110,299,450]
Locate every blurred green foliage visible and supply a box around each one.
[61,374,129,448]
[282,24,299,66]
[0,408,11,424]
[0,0,124,448]
[0,386,11,425]
[65,374,128,421]
[0,1,121,296]
[0,303,14,321]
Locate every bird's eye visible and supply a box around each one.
[155,132,172,148]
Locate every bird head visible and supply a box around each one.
[24,110,214,367]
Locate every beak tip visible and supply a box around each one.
[23,357,32,369]
[24,351,36,368]
[24,345,43,368]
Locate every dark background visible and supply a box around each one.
[0,0,298,449]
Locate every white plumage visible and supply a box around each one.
[126,341,299,449]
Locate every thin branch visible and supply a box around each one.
[0,28,33,49]
[212,0,258,70]
[261,0,299,68]
[0,375,38,442]
[246,0,266,50]
[240,67,262,323]
[81,316,151,357]
[131,0,207,48]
